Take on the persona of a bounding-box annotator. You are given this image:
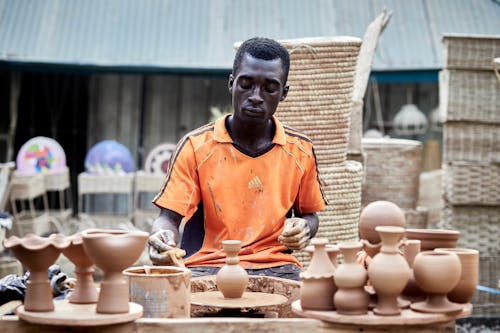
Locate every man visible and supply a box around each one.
[148,37,326,281]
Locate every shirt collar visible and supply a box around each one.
[213,114,286,146]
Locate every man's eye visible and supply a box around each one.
[265,84,279,93]
[239,79,252,89]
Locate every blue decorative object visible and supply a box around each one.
[84,140,135,174]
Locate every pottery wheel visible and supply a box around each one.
[191,291,287,309]
[16,300,142,326]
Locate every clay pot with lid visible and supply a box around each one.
[368,226,410,316]
[216,240,248,298]
[333,242,369,315]
[410,251,462,314]
[300,238,337,310]
[3,233,70,311]
[434,248,479,304]
[405,228,460,251]
[82,229,149,314]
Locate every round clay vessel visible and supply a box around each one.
[216,240,248,298]
[368,226,410,316]
[359,201,406,244]
[305,243,339,267]
[300,238,337,310]
[82,228,149,314]
[434,248,479,304]
[360,239,382,258]
[124,266,191,318]
[3,233,70,311]
[405,228,460,251]
[401,240,425,302]
[333,242,369,315]
[62,233,98,304]
[411,251,462,314]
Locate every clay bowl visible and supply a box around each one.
[405,228,460,251]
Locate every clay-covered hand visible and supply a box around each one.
[278,218,311,251]
[148,229,177,265]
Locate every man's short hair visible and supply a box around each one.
[233,37,290,82]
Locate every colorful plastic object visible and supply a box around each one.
[84,140,135,174]
[16,136,67,175]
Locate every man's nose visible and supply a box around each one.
[248,87,264,104]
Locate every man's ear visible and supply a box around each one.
[280,85,289,101]
[228,74,234,93]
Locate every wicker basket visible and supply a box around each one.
[470,256,500,316]
[348,100,364,155]
[404,206,429,229]
[361,138,422,209]
[78,172,134,194]
[443,121,500,163]
[440,69,500,124]
[442,34,500,71]
[443,161,500,206]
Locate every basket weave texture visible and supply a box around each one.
[404,207,429,229]
[78,173,134,194]
[442,34,500,70]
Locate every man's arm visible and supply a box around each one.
[278,212,319,251]
[149,208,184,265]
[295,212,319,238]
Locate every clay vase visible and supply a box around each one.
[62,233,98,304]
[82,229,149,314]
[360,239,382,259]
[3,233,70,311]
[434,248,479,304]
[411,251,463,314]
[333,242,369,315]
[305,243,339,267]
[359,201,406,244]
[405,228,460,251]
[300,238,337,310]
[401,239,425,302]
[368,226,410,316]
[216,240,248,298]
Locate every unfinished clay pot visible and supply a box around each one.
[124,266,191,318]
[333,242,369,315]
[359,201,406,244]
[405,228,460,251]
[62,233,98,304]
[82,229,149,314]
[368,226,410,316]
[434,248,479,304]
[411,251,462,314]
[305,243,339,267]
[401,239,425,302]
[300,238,337,310]
[216,240,248,298]
[3,233,70,311]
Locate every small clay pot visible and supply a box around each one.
[405,229,460,251]
[359,201,406,244]
[216,240,248,298]
[434,248,479,304]
[305,243,339,267]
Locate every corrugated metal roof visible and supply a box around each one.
[0,0,499,72]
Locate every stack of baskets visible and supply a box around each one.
[361,138,428,229]
[274,37,363,265]
[440,34,500,315]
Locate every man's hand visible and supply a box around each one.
[148,229,178,265]
[278,217,311,251]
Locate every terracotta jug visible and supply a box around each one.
[401,239,425,302]
[434,248,479,304]
[368,226,410,315]
[3,233,70,312]
[216,240,248,298]
[300,238,337,310]
[62,233,98,304]
[82,229,149,314]
[333,242,369,315]
[359,201,406,244]
[410,251,462,314]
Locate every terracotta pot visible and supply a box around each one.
[300,238,337,310]
[360,239,381,258]
[305,243,339,267]
[368,226,410,316]
[62,233,98,304]
[333,242,369,315]
[3,233,70,312]
[405,228,460,251]
[434,248,479,304]
[359,201,406,244]
[82,229,149,314]
[124,266,191,318]
[411,251,463,314]
[216,240,248,298]
[401,240,425,302]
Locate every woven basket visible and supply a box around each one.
[442,205,500,257]
[470,256,500,316]
[43,167,71,191]
[443,121,500,163]
[404,206,429,229]
[361,138,422,209]
[78,172,134,194]
[442,34,500,71]
[443,161,500,206]
[10,173,46,200]
[440,69,500,124]
[348,100,364,155]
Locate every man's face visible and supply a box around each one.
[229,53,288,125]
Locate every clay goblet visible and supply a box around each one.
[82,229,149,314]
[3,233,70,311]
[410,251,463,314]
[62,233,98,304]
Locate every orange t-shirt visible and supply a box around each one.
[153,115,326,269]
